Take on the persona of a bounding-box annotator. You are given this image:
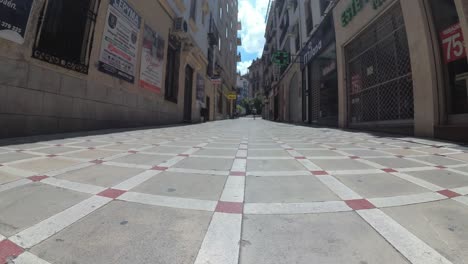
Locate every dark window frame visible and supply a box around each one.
[190,0,198,21]
[32,0,100,74]
[165,35,181,103]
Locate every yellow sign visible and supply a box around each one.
[228,94,237,100]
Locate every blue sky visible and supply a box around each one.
[236,0,269,74]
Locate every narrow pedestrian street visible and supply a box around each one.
[0,118,467,263]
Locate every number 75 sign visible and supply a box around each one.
[440,23,467,64]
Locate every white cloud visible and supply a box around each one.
[237,60,253,75]
[238,0,268,57]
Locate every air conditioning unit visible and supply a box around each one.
[173,17,188,37]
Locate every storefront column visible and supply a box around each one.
[401,0,439,137]
[454,0,468,58]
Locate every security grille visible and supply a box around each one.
[33,0,100,74]
[345,3,414,124]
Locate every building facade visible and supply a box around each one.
[334,0,468,141]
[0,0,238,138]
[257,0,468,142]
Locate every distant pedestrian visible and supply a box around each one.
[252,108,257,120]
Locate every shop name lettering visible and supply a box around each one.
[303,40,322,64]
[0,0,17,10]
[112,0,140,25]
[341,0,387,27]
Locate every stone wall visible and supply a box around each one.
[0,0,198,138]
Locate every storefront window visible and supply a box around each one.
[429,0,468,115]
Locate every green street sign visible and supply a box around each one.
[341,0,387,27]
[272,51,290,66]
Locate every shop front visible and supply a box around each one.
[335,0,468,140]
[300,13,338,126]
[427,0,468,141]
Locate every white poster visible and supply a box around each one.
[139,24,164,93]
[98,0,141,83]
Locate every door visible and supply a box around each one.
[206,96,211,121]
[184,65,194,122]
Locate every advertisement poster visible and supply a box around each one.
[440,23,466,64]
[0,0,34,44]
[98,0,141,83]
[196,74,205,105]
[139,25,164,93]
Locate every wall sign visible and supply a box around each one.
[341,0,387,27]
[98,0,142,83]
[440,23,466,64]
[139,24,164,93]
[300,14,335,70]
[0,0,34,44]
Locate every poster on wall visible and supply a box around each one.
[0,0,34,44]
[139,25,165,93]
[98,0,141,83]
[196,74,206,106]
[440,23,466,64]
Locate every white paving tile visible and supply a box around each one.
[244,201,351,214]
[194,213,242,264]
[358,209,453,264]
[9,196,112,248]
[118,192,217,211]
[369,192,446,208]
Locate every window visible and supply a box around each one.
[227,3,229,14]
[226,28,228,38]
[32,0,100,74]
[219,6,223,19]
[319,0,328,15]
[219,38,221,51]
[165,36,181,102]
[190,0,197,21]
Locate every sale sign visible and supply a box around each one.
[440,23,466,64]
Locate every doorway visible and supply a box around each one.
[184,65,194,122]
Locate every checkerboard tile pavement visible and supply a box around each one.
[0,119,467,263]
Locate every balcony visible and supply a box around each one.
[237,37,242,46]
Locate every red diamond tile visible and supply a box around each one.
[55,144,62,147]
[350,156,360,160]
[46,154,58,158]
[311,170,329,176]
[97,188,126,199]
[437,190,461,198]
[382,168,398,173]
[230,171,246,176]
[178,154,189,157]
[395,155,404,158]
[285,148,294,151]
[88,147,96,150]
[90,160,104,164]
[0,240,24,263]
[435,165,447,169]
[345,199,376,210]
[215,201,243,214]
[151,166,168,171]
[128,150,138,154]
[28,175,49,182]
[295,156,306,160]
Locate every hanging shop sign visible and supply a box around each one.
[300,14,335,70]
[196,74,206,104]
[99,0,142,83]
[139,24,164,93]
[341,0,387,27]
[440,23,466,64]
[0,0,34,44]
